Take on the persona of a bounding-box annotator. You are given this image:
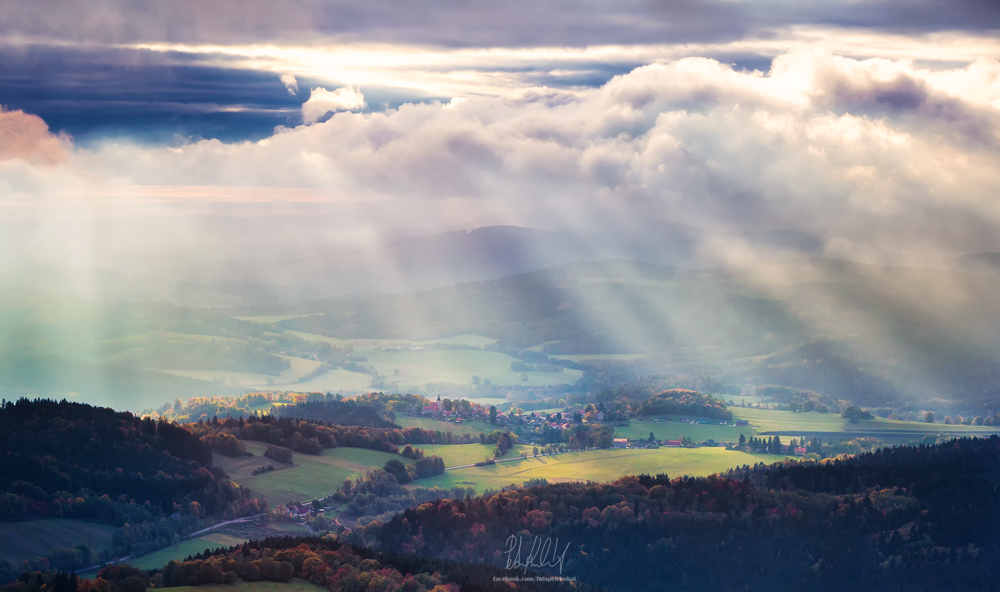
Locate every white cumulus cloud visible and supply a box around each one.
[301,86,366,124]
[280,73,299,95]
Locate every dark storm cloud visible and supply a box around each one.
[0,1,997,49]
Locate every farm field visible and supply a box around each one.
[284,330,349,346]
[214,443,406,506]
[549,353,648,362]
[616,418,758,443]
[0,518,117,566]
[723,407,1000,444]
[395,416,493,438]
[413,447,779,493]
[235,315,319,324]
[158,580,326,592]
[730,407,849,432]
[126,533,246,571]
[462,396,508,407]
[416,443,528,467]
[123,522,309,571]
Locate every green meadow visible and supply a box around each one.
[413,447,778,494]
[214,443,405,506]
[123,523,309,571]
[0,519,117,566]
[414,443,528,467]
[615,419,757,443]
[395,416,493,438]
[728,407,1000,443]
[126,533,247,571]
[729,408,850,432]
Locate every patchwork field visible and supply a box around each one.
[413,447,779,493]
[0,518,117,566]
[729,407,1000,443]
[215,443,406,506]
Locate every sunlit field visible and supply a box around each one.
[413,447,781,493]
[615,418,760,442]
[214,443,407,506]
[730,407,1000,443]
[413,443,528,467]
[395,416,495,438]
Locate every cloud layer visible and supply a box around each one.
[2,50,1000,262]
[301,86,366,123]
[0,106,68,165]
[3,1,999,47]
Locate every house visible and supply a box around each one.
[735,420,750,426]
[422,396,443,415]
[697,417,711,424]
[286,504,311,517]
[795,447,808,456]
[613,438,628,448]
[665,440,682,447]
[595,412,604,421]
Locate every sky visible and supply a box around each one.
[1,0,1000,271]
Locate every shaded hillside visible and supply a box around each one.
[0,399,268,575]
[0,399,258,518]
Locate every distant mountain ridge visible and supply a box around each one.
[0,223,835,306]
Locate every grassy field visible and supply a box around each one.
[158,580,326,592]
[413,447,779,493]
[462,396,509,407]
[0,519,117,565]
[729,408,850,432]
[215,443,406,506]
[284,330,349,346]
[616,418,758,443]
[549,353,649,362]
[124,522,309,571]
[415,443,528,467]
[235,315,320,324]
[395,416,494,438]
[728,407,1000,443]
[126,533,247,570]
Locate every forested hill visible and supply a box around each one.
[0,398,266,533]
[370,437,1000,592]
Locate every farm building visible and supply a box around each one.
[613,438,628,448]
